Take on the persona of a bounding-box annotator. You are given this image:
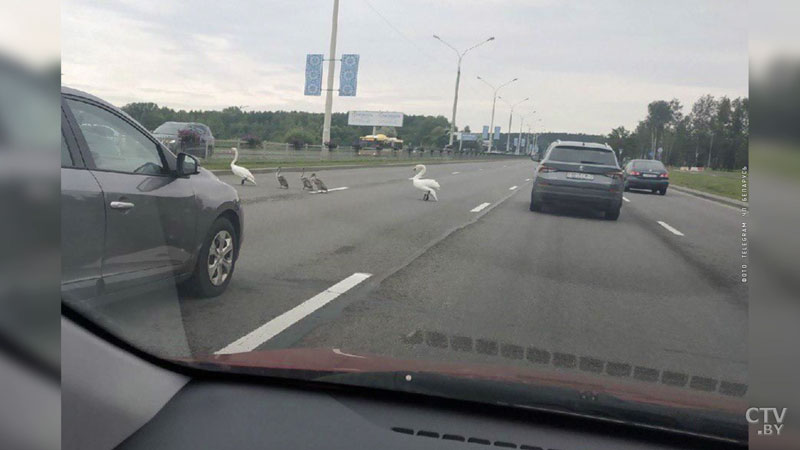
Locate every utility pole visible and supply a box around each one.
[707,131,714,168]
[433,35,494,147]
[321,0,339,157]
[478,76,517,153]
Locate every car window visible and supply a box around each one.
[632,160,666,170]
[547,146,617,166]
[67,99,165,175]
[154,122,186,135]
[61,132,73,167]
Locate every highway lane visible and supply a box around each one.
[100,159,530,357]
[296,183,747,389]
[88,159,747,397]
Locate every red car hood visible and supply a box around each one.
[188,347,744,415]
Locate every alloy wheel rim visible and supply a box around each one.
[207,230,233,286]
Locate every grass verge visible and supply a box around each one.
[668,169,742,200]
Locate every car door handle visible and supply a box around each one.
[110,201,135,210]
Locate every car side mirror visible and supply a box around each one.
[177,152,200,176]
[530,153,540,162]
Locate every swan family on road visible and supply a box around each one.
[230,149,440,200]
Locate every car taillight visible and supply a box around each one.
[538,165,557,173]
[659,172,669,178]
[606,170,623,180]
[631,171,641,176]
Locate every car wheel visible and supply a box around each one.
[186,216,237,297]
[605,207,621,221]
[530,193,542,212]
[651,188,658,194]
[623,183,630,192]
[659,187,667,195]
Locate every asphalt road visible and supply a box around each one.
[92,159,747,397]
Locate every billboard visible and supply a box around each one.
[482,126,489,140]
[339,54,360,97]
[347,111,404,127]
[304,54,323,96]
[494,126,501,140]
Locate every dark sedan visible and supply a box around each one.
[623,159,669,195]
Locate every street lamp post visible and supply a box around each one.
[500,96,529,153]
[433,35,495,147]
[517,112,536,155]
[321,0,340,157]
[477,76,517,153]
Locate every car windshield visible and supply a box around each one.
[60,0,749,442]
[153,122,188,134]
[633,160,666,170]
[548,146,617,165]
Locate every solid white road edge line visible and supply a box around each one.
[657,221,684,236]
[310,186,349,194]
[214,272,372,355]
[623,196,630,202]
[470,202,491,212]
[509,185,518,190]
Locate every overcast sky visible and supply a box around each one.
[61,0,747,134]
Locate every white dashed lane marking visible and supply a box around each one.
[470,202,491,212]
[509,186,518,190]
[309,187,349,194]
[657,221,684,236]
[623,197,630,202]
[215,272,372,354]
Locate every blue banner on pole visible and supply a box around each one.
[482,126,489,140]
[339,54,359,96]
[494,126,501,140]
[304,54,323,96]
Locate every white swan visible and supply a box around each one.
[230,147,256,185]
[411,164,440,201]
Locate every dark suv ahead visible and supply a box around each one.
[530,141,624,220]
[61,87,243,302]
[153,121,215,159]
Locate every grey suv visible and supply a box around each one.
[530,141,624,220]
[61,87,243,301]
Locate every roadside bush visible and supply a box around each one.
[241,133,260,148]
[284,128,316,150]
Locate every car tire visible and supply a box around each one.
[530,193,542,212]
[605,206,621,221]
[659,187,667,195]
[185,216,237,298]
[623,183,630,192]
